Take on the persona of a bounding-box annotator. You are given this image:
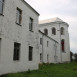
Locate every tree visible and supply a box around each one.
[70,51,73,62]
[74,53,77,62]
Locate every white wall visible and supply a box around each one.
[39,31,59,63]
[39,21,70,63]
[0,0,39,75]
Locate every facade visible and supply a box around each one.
[0,0,39,75]
[39,18,70,63]
[39,30,59,63]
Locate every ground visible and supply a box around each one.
[1,62,77,77]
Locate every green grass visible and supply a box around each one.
[1,62,77,77]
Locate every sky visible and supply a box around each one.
[25,0,77,53]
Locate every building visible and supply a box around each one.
[0,0,70,75]
[39,30,59,63]
[39,17,70,63]
[0,0,39,75]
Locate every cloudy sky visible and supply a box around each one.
[25,0,77,53]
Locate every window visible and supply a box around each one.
[40,53,42,62]
[47,54,49,63]
[61,27,64,35]
[0,0,4,14]
[44,28,48,35]
[13,42,21,61]
[29,17,33,31]
[61,39,65,52]
[52,27,56,35]
[16,8,22,25]
[0,38,1,52]
[40,38,42,45]
[47,41,49,47]
[29,46,33,61]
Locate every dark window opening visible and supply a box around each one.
[40,38,42,45]
[44,29,48,35]
[61,27,64,35]
[13,42,21,61]
[40,53,42,62]
[47,41,49,47]
[61,39,65,52]
[29,46,33,61]
[47,54,49,63]
[0,0,4,14]
[52,28,56,35]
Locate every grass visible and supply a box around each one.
[1,62,77,77]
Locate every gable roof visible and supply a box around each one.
[21,0,40,16]
[39,17,69,26]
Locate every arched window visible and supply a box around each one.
[44,28,48,35]
[61,27,64,35]
[52,27,56,35]
[61,39,65,52]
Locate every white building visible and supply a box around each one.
[0,0,39,75]
[0,0,70,75]
[39,17,70,63]
[39,30,59,63]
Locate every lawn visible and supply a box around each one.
[1,62,77,77]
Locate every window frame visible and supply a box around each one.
[47,41,49,47]
[40,53,42,62]
[44,28,48,35]
[16,7,22,26]
[52,27,56,35]
[29,46,33,61]
[0,0,4,15]
[40,38,43,45]
[13,42,21,61]
[61,39,65,52]
[61,27,64,35]
[29,17,33,32]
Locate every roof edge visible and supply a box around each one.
[21,0,40,16]
[39,30,58,43]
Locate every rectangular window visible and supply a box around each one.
[61,39,65,52]
[29,17,33,31]
[13,42,21,61]
[40,53,42,62]
[0,38,1,53]
[29,46,33,61]
[40,38,42,45]
[16,8,22,25]
[0,0,4,14]
[47,41,49,47]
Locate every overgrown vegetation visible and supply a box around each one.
[1,62,77,77]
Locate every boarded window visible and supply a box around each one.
[16,8,22,25]
[0,0,4,14]
[29,46,33,61]
[52,27,56,35]
[29,17,33,31]
[13,42,21,61]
